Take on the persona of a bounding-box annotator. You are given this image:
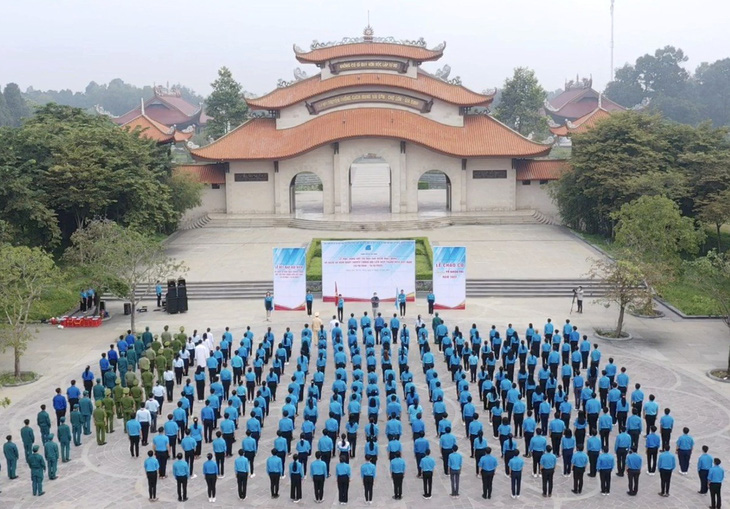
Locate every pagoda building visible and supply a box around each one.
[120,110,193,144]
[114,85,208,132]
[545,76,625,125]
[187,27,561,217]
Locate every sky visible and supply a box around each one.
[2,0,729,98]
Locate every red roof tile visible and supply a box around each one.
[174,164,226,184]
[549,107,614,136]
[515,159,569,181]
[191,109,551,161]
[122,114,176,143]
[295,42,444,64]
[113,96,201,127]
[247,71,492,109]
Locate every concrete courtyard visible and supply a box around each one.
[0,223,729,508]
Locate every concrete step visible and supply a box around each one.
[104,279,617,301]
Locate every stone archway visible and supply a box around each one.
[348,154,392,214]
[417,170,451,212]
[289,171,324,215]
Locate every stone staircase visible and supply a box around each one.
[105,278,611,301]
[198,210,556,231]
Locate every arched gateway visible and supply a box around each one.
[187,27,563,218]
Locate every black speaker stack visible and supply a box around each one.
[165,278,188,314]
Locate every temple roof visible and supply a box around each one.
[121,113,192,144]
[549,107,613,136]
[294,42,445,64]
[190,108,550,161]
[114,90,203,127]
[174,164,226,184]
[546,87,624,120]
[246,70,493,109]
[514,159,569,181]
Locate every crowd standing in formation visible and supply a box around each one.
[1,296,725,508]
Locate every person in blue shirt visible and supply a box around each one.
[626,448,642,496]
[709,457,724,509]
[264,292,273,321]
[660,407,674,451]
[126,417,141,457]
[266,448,283,498]
[529,428,547,477]
[289,453,303,502]
[646,425,660,474]
[597,451,615,495]
[571,444,588,494]
[172,452,189,501]
[336,456,351,503]
[310,451,327,502]
[144,450,160,501]
[698,445,713,495]
[152,427,170,478]
[676,426,694,475]
[234,449,251,499]
[390,450,406,499]
[540,445,557,497]
[212,431,227,477]
[478,446,498,499]
[306,290,314,316]
[203,452,219,502]
[420,448,436,499]
[508,450,524,499]
[337,294,344,322]
[658,447,676,497]
[361,456,376,503]
[155,281,163,307]
[448,445,462,497]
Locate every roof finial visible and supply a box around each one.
[363,12,374,42]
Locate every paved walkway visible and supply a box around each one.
[1,295,729,508]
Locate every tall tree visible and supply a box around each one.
[695,58,730,127]
[66,220,186,332]
[205,67,248,140]
[697,189,730,252]
[0,87,12,126]
[589,258,649,338]
[3,83,31,126]
[494,67,548,138]
[0,245,59,378]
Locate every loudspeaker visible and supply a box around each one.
[123,303,132,316]
[177,277,187,287]
[166,288,179,314]
[167,279,177,289]
[177,285,188,312]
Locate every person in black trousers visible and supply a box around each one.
[290,454,303,502]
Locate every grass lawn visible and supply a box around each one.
[306,237,433,282]
[574,229,723,316]
[29,271,85,321]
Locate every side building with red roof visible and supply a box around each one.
[186,27,562,218]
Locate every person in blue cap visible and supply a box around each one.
[28,444,46,496]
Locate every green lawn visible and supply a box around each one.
[306,237,433,281]
[29,271,85,321]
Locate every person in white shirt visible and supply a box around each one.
[195,341,209,369]
[415,315,425,329]
[152,381,166,413]
[163,368,175,402]
[329,316,339,333]
[179,348,190,376]
[173,355,185,384]
[136,405,152,445]
[203,333,215,352]
[146,395,161,429]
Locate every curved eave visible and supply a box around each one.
[190,109,551,162]
[294,42,445,64]
[246,72,493,109]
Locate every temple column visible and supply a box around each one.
[332,142,343,213]
[273,161,281,214]
[399,141,408,213]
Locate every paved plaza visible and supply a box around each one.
[1,225,729,508]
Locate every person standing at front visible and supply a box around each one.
[267,448,283,498]
[448,446,462,498]
[337,294,344,323]
[310,451,327,503]
[398,290,406,318]
[390,450,406,500]
[540,445,557,497]
[144,450,159,501]
[658,447,676,497]
[290,454,303,502]
[626,448,642,496]
[173,452,189,502]
[508,449,524,499]
[370,292,380,319]
[361,456,376,503]
[709,458,724,509]
[203,452,219,502]
[597,450,615,495]
[264,292,274,321]
[419,448,436,499]
[336,457,351,504]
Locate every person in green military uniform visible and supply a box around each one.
[102,390,116,434]
[174,326,186,345]
[28,444,46,496]
[36,405,52,444]
[143,326,155,348]
[103,368,116,391]
[3,435,19,479]
[120,388,136,434]
[118,352,129,387]
[125,368,138,390]
[135,333,145,357]
[92,379,106,401]
[161,342,174,365]
[159,325,172,346]
[43,433,59,480]
[130,379,144,410]
[57,418,71,462]
[156,352,168,380]
[20,419,35,462]
[151,335,162,354]
[139,351,151,374]
[93,400,107,445]
[79,391,94,436]
[112,378,124,419]
[142,368,155,400]
[70,405,83,446]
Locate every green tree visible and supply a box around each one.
[684,251,730,371]
[695,58,730,127]
[205,67,248,140]
[168,172,203,217]
[0,245,59,378]
[553,112,689,235]
[3,83,31,126]
[494,67,548,138]
[589,258,649,338]
[697,189,730,253]
[66,220,186,332]
[0,87,12,126]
